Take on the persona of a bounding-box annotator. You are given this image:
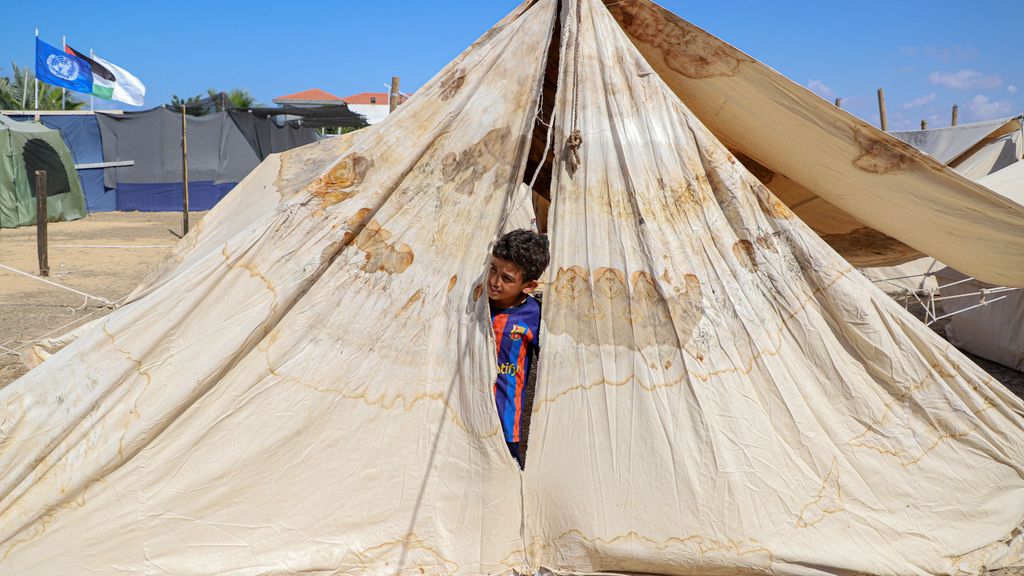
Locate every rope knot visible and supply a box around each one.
[566,128,583,174]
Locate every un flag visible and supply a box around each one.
[35,38,93,94]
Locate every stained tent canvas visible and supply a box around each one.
[2,1,1024,575]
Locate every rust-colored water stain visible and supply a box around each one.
[547,266,703,349]
[355,220,414,274]
[733,239,758,272]
[852,127,913,174]
[439,68,466,101]
[311,154,373,209]
[750,179,795,220]
[447,275,458,292]
[441,127,511,196]
[755,234,776,251]
[822,227,921,266]
[347,207,374,229]
[398,289,424,317]
[609,1,750,80]
[472,283,484,301]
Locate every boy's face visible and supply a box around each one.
[488,256,537,309]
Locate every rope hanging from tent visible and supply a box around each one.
[566,0,584,175]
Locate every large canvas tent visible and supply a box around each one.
[0,116,86,228]
[2,1,1024,575]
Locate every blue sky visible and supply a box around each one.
[4,1,1020,131]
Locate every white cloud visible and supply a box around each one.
[928,69,1002,90]
[806,79,834,98]
[967,94,1014,121]
[903,92,937,109]
[1009,85,1018,94]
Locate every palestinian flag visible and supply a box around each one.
[64,45,115,100]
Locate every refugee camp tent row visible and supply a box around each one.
[3,0,1024,574]
[0,116,86,228]
[6,108,320,214]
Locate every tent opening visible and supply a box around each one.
[521,0,563,234]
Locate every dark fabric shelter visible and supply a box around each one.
[95,108,317,212]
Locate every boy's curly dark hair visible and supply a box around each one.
[492,229,550,282]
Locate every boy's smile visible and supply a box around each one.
[488,256,537,309]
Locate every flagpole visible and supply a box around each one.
[89,49,95,111]
[34,28,39,112]
[61,35,66,110]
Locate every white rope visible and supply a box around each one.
[52,244,174,249]
[0,296,124,356]
[0,263,115,306]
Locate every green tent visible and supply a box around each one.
[0,116,86,228]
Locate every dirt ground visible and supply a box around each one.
[0,211,203,385]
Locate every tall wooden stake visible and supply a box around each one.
[181,105,190,235]
[389,76,401,113]
[834,97,842,108]
[921,119,928,130]
[877,88,888,131]
[35,170,49,277]
[952,105,959,127]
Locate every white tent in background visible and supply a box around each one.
[866,117,1024,371]
[3,1,1024,575]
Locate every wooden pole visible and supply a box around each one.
[952,105,959,127]
[921,119,928,130]
[389,76,400,113]
[834,97,842,108]
[35,170,49,277]
[877,88,888,131]
[181,105,190,235]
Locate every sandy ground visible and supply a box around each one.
[0,211,202,384]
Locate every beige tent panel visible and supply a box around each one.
[607,0,1024,287]
[891,117,1018,165]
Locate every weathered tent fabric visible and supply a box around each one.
[3,1,1024,575]
[95,108,315,211]
[955,127,1022,179]
[9,114,113,212]
[935,266,1024,372]
[0,116,86,228]
[606,1,1024,286]
[891,117,1016,164]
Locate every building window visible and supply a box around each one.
[370,96,377,104]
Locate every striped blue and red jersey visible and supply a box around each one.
[491,296,541,443]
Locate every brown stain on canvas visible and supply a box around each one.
[547,266,703,349]
[749,179,795,220]
[447,275,458,293]
[355,220,414,274]
[609,1,750,79]
[733,239,758,272]
[398,289,424,317]
[472,284,484,301]
[852,127,914,174]
[310,154,373,210]
[822,227,921,266]
[441,127,511,196]
[438,68,466,100]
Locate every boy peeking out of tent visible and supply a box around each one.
[487,229,549,468]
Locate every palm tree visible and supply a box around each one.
[0,62,85,110]
[205,88,258,111]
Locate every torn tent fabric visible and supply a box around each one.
[2,1,1024,575]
